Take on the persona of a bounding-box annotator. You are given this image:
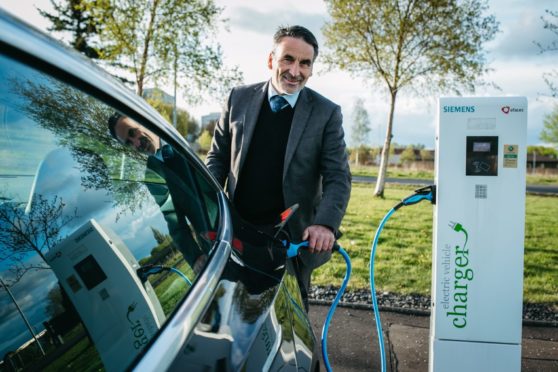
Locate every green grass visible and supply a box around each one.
[43,337,103,372]
[151,256,195,315]
[350,164,558,185]
[313,183,558,304]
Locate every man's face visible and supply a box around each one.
[114,117,159,155]
[268,36,315,95]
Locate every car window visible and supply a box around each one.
[0,53,220,371]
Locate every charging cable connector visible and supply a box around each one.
[394,184,436,210]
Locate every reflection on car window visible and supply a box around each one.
[0,53,219,371]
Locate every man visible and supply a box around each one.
[206,25,351,306]
[107,114,207,274]
[108,114,160,155]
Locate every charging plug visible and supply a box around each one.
[282,240,340,258]
[136,264,164,282]
[395,185,436,210]
[283,240,309,258]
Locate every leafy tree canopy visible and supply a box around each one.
[528,145,558,158]
[197,130,213,153]
[39,0,104,59]
[322,0,498,196]
[92,0,242,97]
[323,0,499,95]
[537,10,558,97]
[399,145,417,163]
[539,105,558,147]
[41,0,243,101]
[145,94,200,139]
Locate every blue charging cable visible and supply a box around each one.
[168,267,193,286]
[370,185,435,372]
[284,240,352,372]
[137,264,192,286]
[321,246,351,372]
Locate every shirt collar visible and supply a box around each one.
[268,82,300,108]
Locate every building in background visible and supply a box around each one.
[143,88,174,105]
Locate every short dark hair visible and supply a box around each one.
[107,112,123,140]
[273,25,319,61]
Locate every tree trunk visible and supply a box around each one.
[172,49,177,128]
[374,90,397,197]
[137,0,160,96]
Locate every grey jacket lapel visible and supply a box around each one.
[236,82,268,179]
[284,88,312,179]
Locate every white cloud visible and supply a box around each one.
[489,7,556,59]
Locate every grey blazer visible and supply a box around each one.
[206,81,351,269]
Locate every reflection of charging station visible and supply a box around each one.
[46,219,165,372]
[430,97,527,371]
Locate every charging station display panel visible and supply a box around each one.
[430,97,527,372]
[466,136,498,176]
[74,255,108,290]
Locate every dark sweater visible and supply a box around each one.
[234,99,294,225]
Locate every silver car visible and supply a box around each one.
[0,9,317,371]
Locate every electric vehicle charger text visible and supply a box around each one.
[446,222,474,329]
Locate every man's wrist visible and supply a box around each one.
[314,224,341,239]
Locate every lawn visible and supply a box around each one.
[313,183,558,304]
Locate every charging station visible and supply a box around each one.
[429,97,527,371]
[46,219,165,372]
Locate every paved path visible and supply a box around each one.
[309,304,558,371]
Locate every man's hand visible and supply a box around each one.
[302,225,335,253]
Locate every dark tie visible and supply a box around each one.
[270,95,289,113]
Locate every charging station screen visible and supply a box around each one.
[466,136,498,176]
[473,142,491,152]
[74,255,108,290]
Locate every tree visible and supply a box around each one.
[0,195,76,285]
[528,145,558,158]
[197,130,213,153]
[39,0,104,59]
[145,94,200,139]
[88,0,241,99]
[151,0,242,122]
[420,149,434,161]
[45,285,65,318]
[540,105,558,146]
[204,119,218,137]
[151,226,168,245]
[323,0,498,197]
[13,76,153,220]
[537,10,558,97]
[399,145,417,164]
[351,98,372,165]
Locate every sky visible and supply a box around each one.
[2,0,557,148]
